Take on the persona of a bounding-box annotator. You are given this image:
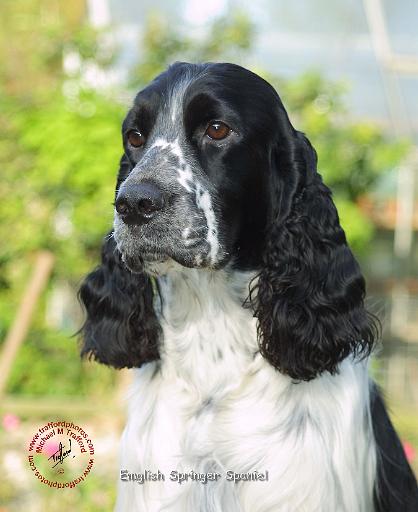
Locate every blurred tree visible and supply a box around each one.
[0,6,409,395]
[129,11,253,88]
[0,0,84,96]
[268,71,409,248]
[0,0,122,394]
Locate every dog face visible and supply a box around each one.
[113,62,281,274]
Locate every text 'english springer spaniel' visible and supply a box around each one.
[79,62,418,511]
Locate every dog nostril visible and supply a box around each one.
[115,198,130,215]
[138,198,157,216]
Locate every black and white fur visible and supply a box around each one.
[79,62,418,511]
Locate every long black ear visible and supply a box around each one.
[79,234,160,368]
[78,153,161,368]
[250,129,379,381]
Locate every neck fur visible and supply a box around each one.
[156,266,258,396]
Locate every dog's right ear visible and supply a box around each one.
[79,153,160,368]
[79,234,161,368]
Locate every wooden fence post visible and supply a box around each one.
[0,251,55,398]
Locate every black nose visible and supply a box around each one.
[115,182,166,225]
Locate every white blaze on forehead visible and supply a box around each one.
[169,74,189,123]
[195,183,219,265]
[153,75,197,191]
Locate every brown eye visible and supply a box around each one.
[205,121,231,140]
[127,130,145,148]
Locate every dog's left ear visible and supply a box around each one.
[78,234,161,368]
[250,124,379,381]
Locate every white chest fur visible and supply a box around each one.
[115,269,377,512]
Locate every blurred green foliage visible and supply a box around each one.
[0,5,409,397]
[129,11,253,88]
[1,91,123,276]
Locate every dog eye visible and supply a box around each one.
[127,130,145,148]
[205,121,231,141]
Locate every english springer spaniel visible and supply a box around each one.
[79,62,418,511]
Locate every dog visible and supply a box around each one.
[79,62,418,511]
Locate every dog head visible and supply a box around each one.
[113,62,285,273]
[80,62,378,380]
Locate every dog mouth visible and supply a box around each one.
[118,238,211,273]
[113,219,225,273]
[121,237,228,274]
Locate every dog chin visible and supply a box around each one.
[143,252,210,276]
[122,245,223,276]
[121,252,166,274]
[120,250,194,275]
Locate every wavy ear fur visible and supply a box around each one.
[251,129,379,381]
[79,235,160,368]
[78,154,161,368]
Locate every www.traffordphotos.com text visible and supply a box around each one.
[120,469,269,485]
